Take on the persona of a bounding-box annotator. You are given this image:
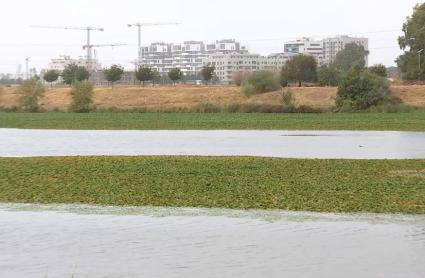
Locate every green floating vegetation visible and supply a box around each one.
[0,157,424,214]
[0,111,425,131]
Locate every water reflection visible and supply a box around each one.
[0,203,424,278]
[1,129,425,159]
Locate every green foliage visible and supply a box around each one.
[135,66,153,86]
[168,68,183,83]
[281,54,317,87]
[336,67,392,110]
[241,70,280,96]
[103,64,124,87]
[43,70,60,85]
[1,157,425,213]
[152,70,161,85]
[69,81,94,112]
[369,64,387,77]
[61,64,90,85]
[200,65,215,83]
[397,3,425,80]
[0,112,424,131]
[317,64,342,86]
[17,79,46,112]
[334,43,369,72]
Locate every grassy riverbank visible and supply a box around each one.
[1,157,424,213]
[1,111,425,131]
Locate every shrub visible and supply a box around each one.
[241,71,280,97]
[336,68,392,110]
[17,79,46,112]
[70,81,94,112]
[317,64,342,86]
[281,89,296,107]
[232,71,249,86]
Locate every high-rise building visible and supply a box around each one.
[322,36,369,65]
[284,38,325,65]
[140,39,248,77]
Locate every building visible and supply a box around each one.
[284,38,325,65]
[322,36,369,65]
[140,39,248,77]
[204,52,295,84]
[47,56,102,72]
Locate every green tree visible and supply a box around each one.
[396,3,425,80]
[336,67,391,110]
[70,81,94,112]
[62,64,90,85]
[241,70,280,96]
[333,43,369,72]
[152,70,161,85]
[317,64,342,86]
[43,70,59,87]
[103,64,124,88]
[281,54,317,87]
[168,68,183,84]
[200,65,215,84]
[369,64,387,77]
[18,79,46,112]
[135,66,153,87]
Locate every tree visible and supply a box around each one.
[70,81,94,112]
[369,64,387,77]
[62,64,90,85]
[241,70,280,96]
[200,65,215,84]
[317,64,342,86]
[281,54,317,87]
[336,67,391,110]
[18,79,46,112]
[103,64,124,88]
[333,43,369,72]
[43,70,60,87]
[135,66,153,87]
[397,3,425,80]
[152,70,161,85]
[168,68,183,84]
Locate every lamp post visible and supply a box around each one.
[418,49,424,81]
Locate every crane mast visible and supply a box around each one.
[127,22,180,65]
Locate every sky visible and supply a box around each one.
[0,0,421,74]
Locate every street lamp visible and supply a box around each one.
[418,49,424,81]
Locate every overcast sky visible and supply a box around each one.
[0,0,420,73]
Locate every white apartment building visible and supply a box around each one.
[284,38,325,65]
[204,52,295,84]
[47,56,102,72]
[322,36,369,64]
[140,39,248,77]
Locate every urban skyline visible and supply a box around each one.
[0,0,419,74]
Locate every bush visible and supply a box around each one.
[70,81,94,112]
[317,64,342,86]
[336,68,392,110]
[281,89,296,107]
[17,79,46,112]
[241,71,280,97]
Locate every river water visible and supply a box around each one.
[1,129,425,159]
[0,204,424,278]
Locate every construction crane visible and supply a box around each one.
[31,25,104,72]
[127,22,180,65]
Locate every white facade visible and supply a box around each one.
[323,36,369,65]
[140,39,248,77]
[47,56,102,72]
[284,38,325,65]
[205,52,295,84]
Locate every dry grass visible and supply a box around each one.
[0,84,424,111]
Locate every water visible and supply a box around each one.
[1,129,425,159]
[0,203,424,278]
